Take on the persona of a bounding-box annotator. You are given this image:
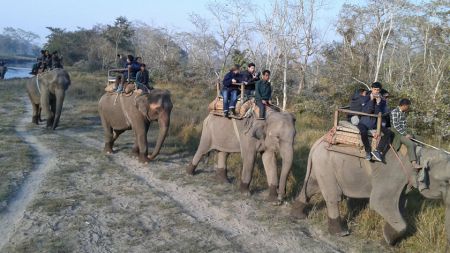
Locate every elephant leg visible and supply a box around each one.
[136,124,150,164]
[262,151,278,202]
[315,165,348,236]
[370,184,407,245]
[40,89,53,128]
[240,152,256,196]
[215,151,230,184]
[38,106,43,122]
[100,115,114,154]
[31,103,39,124]
[131,143,139,158]
[187,133,211,175]
[291,177,321,219]
[278,142,293,201]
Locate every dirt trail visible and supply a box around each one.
[0,101,55,249]
[60,130,344,253]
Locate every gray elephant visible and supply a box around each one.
[187,108,296,201]
[98,89,173,163]
[290,136,450,245]
[0,65,7,79]
[26,69,71,129]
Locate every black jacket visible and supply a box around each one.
[222,71,241,90]
[240,70,260,91]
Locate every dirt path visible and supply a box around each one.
[62,130,343,252]
[0,101,54,250]
[0,96,372,252]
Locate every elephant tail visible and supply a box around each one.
[301,136,324,202]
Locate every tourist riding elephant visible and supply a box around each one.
[25,69,71,129]
[0,65,7,79]
[98,89,173,163]
[186,107,296,201]
[290,136,450,245]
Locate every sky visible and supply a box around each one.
[0,0,354,45]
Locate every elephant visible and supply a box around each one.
[290,136,450,245]
[0,65,7,79]
[25,69,71,129]
[98,89,173,163]
[186,107,296,201]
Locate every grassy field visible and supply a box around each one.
[2,69,448,252]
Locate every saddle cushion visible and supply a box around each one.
[208,97,257,118]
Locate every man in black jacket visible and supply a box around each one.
[240,62,260,98]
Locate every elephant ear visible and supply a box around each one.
[250,119,267,140]
[137,97,149,118]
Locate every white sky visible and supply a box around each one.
[0,0,358,45]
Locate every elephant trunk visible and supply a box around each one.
[53,88,65,130]
[148,112,170,160]
[278,142,294,200]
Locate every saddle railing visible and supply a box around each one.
[108,68,130,83]
[215,80,245,100]
[334,106,382,137]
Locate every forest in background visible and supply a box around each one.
[4,0,449,147]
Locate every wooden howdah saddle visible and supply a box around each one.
[207,81,260,119]
[324,107,383,158]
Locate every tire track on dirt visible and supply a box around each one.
[0,101,56,250]
[62,130,343,253]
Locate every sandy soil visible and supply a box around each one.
[0,95,388,253]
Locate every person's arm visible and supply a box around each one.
[391,109,407,135]
[223,73,232,88]
[135,71,143,86]
[255,81,261,97]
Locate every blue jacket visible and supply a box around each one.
[222,71,241,90]
[123,61,141,80]
[359,96,387,129]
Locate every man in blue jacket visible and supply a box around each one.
[222,64,241,117]
[116,55,140,92]
[357,82,392,161]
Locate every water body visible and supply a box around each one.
[3,62,33,79]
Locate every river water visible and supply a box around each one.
[3,62,33,79]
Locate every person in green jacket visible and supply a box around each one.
[255,70,272,119]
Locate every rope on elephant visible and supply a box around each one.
[389,144,415,189]
[231,118,243,157]
[35,75,41,94]
[411,138,450,155]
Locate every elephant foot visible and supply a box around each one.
[32,116,39,125]
[104,143,113,154]
[139,154,151,164]
[131,147,139,158]
[46,118,54,128]
[328,217,349,236]
[239,182,251,196]
[266,185,278,202]
[290,201,307,219]
[215,168,230,184]
[383,222,404,245]
[186,163,197,175]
